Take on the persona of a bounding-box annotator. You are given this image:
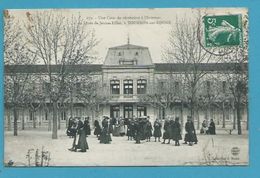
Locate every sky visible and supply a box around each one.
[9,8,247,64]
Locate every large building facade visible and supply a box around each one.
[4,43,248,129]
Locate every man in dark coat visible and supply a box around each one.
[76,117,89,152]
[162,118,170,144]
[144,118,153,142]
[94,120,101,138]
[153,119,162,142]
[172,117,182,146]
[134,118,142,144]
[66,117,74,137]
[184,116,198,146]
[68,118,78,151]
[207,119,216,135]
[84,117,91,136]
[127,118,135,140]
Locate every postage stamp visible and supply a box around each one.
[204,14,243,47]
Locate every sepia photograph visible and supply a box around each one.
[4,8,248,166]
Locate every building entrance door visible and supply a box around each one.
[124,105,133,119]
[137,105,147,117]
[110,105,120,119]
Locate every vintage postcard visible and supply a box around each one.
[4,8,248,166]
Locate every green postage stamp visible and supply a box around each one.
[204,14,243,47]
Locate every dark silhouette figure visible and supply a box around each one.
[207,119,216,135]
[153,119,162,142]
[172,117,182,146]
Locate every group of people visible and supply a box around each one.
[200,119,216,135]
[160,116,198,146]
[66,115,207,152]
[92,116,161,144]
[67,117,90,152]
[125,116,157,144]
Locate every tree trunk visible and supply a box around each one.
[217,107,220,125]
[65,111,68,128]
[236,100,242,135]
[52,101,58,139]
[7,109,11,131]
[33,110,36,129]
[180,101,184,134]
[13,105,18,136]
[222,101,226,128]
[38,109,42,127]
[58,109,61,130]
[205,105,209,125]
[70,92,73,118]
[190,99,195,122]
[197,108,200,130]
[47,109,51,131]
[22,109,25,130]
[233,107,236,130]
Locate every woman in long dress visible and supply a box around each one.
[127,119,135,140]
[184,116,197,146]
[144,119,153,142]
[100,117,112,144]
[94,120,101,138]
[153,119,162,142]
[162,118,170,144]
[76,118,89,152]
[119,118,125,136]
[172,117,182,146]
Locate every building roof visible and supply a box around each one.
[109,44,148,49]
[154,63,248,72]
[4,63,248,74]
[5,64,102,74]
[104,43,153,66]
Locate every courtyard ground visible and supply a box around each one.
[4,129,248,166]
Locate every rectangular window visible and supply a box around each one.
[137,79,147,94]
[75,82,81,93]
[175,81,180,94]
[119,59,137,65]
[45,111,48,121]
[159,81,165,90]
[110,80,120,94]
[222,81,227,94]
[159,107,165,120]
[124,80,133,94]
[75,108,82,117]
[137,106,147,117]
[61,111,66,120]
[110,105,120,118]
[206,81,211,93]
[124,105,133,119]
[14,82,19,94]
[44,82,51,94]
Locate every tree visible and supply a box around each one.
[197,75,223,129]
[25,11,98,139]
[164,16,214,122]
[23,76,45,129]
[75,76,107,122]
[4,10,37,136]
[219,13,248,135]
